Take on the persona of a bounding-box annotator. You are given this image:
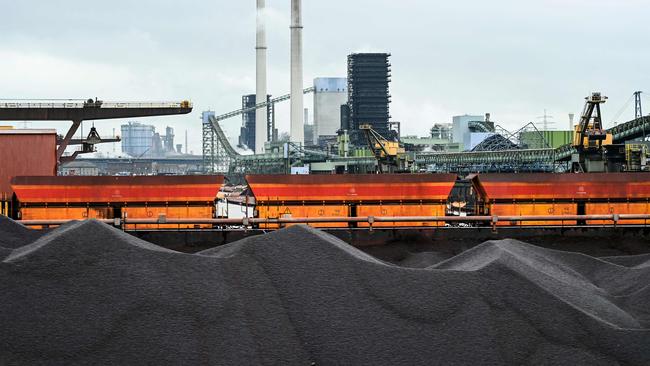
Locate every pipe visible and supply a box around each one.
[255,0,268,154]
[290,0,304,145]
[17,214,650,227]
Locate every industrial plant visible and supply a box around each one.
[2,0,650,364]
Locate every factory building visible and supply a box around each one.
[313,77,347,145]
[238,94,275,152]
[452,114,495,151]
[346,53,392,143]
[239,94,257,151]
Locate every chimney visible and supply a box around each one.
[255,0,268,154]
[290,0,304,145]
[569,113,575,130]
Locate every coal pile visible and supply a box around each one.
[0,215,43,249]
[396,251,452,268]
[2,220,650,365]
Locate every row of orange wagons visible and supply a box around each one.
[10,172,650,228]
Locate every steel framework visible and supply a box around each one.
[417,116,650,173]
[202,87,315,173]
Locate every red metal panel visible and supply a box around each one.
[0,131,57,196]
[11,175,224,203]
[246,174,457,202]
[474,173,650,201]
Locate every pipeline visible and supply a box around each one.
[17,214,650,230]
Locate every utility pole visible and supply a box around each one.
[635,91,644,139]
[537,109,554,130]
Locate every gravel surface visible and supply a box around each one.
[2,219,649,365]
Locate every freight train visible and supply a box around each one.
[4,173,650,228]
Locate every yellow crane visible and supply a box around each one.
[571,92,614,172]
[359,124,412,173]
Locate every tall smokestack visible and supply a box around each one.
[290,0,304,145]
[569,113,575,130]
[255,0,268,154]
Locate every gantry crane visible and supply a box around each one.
[571,92,615,172]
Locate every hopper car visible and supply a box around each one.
[246,174,457,228]
[9,175,224,229]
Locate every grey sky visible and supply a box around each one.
[1,0,649,155]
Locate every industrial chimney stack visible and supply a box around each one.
[290,0,304,145]
[255,0,268,154]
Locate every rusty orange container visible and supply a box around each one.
[490,203,577,226]
[473,173,650,201]
[586,202,650,225]
[357,204,446,227]
[20,207,114,221]
[257,204,350,229]
[11,175,223,204]
[12,175,223,226]
[247,174,457,227]
[247,174,457,203]
[123,206,214,230]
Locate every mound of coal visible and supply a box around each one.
[1,220,310,365]
[397,251,452,268]
[200,228,650,365]
[0,215,43,249]
[2,220,650,365]
[601,253,650,268]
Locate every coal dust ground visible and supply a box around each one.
[1,216,649,365]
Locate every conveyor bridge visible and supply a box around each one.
[416,116,650,172]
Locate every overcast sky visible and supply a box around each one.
[2,0,649,155]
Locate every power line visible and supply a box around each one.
[610,93,635,126]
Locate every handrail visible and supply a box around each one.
[17,214,650,228]
[0,101,193,109]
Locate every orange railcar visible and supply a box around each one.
[473,173,650,226]
[247,174,457,228]
[11,175,224,228]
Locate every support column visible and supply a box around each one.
[57,119,82,160]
